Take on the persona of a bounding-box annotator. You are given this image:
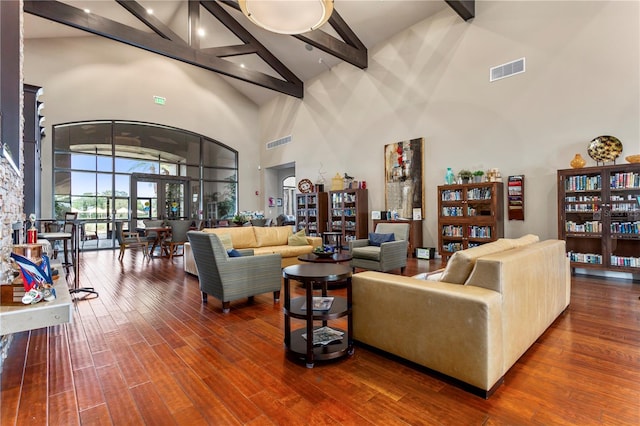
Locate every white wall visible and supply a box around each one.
[24,35,261,217]
[259,1,640,247]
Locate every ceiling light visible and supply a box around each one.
[83,8,90,14]
[146,9,154,15]
[197,28,206,37]
[239,0,334,35]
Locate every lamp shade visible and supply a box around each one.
[239,0,334,35]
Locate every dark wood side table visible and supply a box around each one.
[283,263,353,368]
[297,252,352,264]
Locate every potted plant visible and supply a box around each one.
[232,213,247,226]
[473,170,485,183]
[458,169,473,184]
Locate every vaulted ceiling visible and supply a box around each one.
[23,0,474,105]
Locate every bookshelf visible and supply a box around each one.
[557,164,640,273]
[328,189,368,246]
[437,182,504,260]
[295,192,328,237]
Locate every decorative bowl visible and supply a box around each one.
[587,135,623,163]
[625,154,640,163]
[313,251,335,258]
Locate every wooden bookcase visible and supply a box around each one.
[437,182,504,260]
[295,192,328,237]
[557,164,640,273]
[328,189,368,246]
[373,219,423,257]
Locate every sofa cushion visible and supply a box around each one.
[368,232,395,247]
[440,239,515,284]
[254,245,313,258]
[203,227,258,249]
[351,246,381,261]
[288,229,309,246]
[254,226,292,247]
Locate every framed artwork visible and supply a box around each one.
[277,198,283,207]
[384,138,424,220]
[269,197,275,207]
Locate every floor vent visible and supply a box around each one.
[490,58,525,82]
[266,135,292,150]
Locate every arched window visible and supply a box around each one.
[52,120,238,249]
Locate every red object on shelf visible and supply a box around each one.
[27,228,38,244]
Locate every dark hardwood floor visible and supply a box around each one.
[1,249,639,425]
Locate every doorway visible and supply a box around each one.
[131,173,192,228]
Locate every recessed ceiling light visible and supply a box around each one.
[197,28,206,37]
[146,8,154,15]
[240,64,246,68]
[83,8,90,14]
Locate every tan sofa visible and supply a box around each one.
[184,226,322,275]
[352,236,571,397]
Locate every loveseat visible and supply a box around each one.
[184,225,322,275]
[351,236,571,397]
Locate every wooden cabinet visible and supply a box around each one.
[329,189,368,246]
[437,182,504,260]
[296,192,328,237]
[557,164,640,273]
[373,219,423,257]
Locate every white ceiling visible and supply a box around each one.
[23,0,451,105]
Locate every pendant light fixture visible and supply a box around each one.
[238,0,334,35]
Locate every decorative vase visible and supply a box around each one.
[570,153,586,168]
[445,168,455,185]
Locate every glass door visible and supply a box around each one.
[131,174,192,229]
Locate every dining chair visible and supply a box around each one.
[115,221,149,261]
[80,222,99,250]
[163,220,192,259]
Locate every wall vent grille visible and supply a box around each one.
[490,58,525,82]
[266,135,292,150]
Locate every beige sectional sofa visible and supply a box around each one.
[184,226,322,275]
[352,236,571,397]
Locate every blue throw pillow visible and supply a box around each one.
[368,232,395,247]
[227,249,242,257]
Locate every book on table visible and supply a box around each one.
[301,296,334,311]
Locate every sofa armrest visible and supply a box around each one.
[305,236,322,248]
[352,271,503,391]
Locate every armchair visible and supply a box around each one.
[349,222,410,273]
[186,231,282,313]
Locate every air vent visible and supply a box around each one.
[266,135,292,150]
[490,58,525,82]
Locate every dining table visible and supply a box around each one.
[144,226,172,257]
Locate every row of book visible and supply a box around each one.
[442,242,463,252]
[565,204,600,212]
[564,175,601,191]
[441,207,463,216]
[565,195,601,202]
[609,172,640,189]
[441,190,463,201]
[568,251,603,264]
[565,220,602,233]
[610,256,640,268]
[442,225,464,236]
[610,221,639,234]
[467,188,493,200]
[468,226,492,238]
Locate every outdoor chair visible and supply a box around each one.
[349,222,410,273]
[186,231,282,313]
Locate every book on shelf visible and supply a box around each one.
[301,326,344,346]
[301,297,334,311]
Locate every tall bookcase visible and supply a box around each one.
[437,182,504,260]
[328,189,368,246]
[295,192,328,237]
[557,164,640,273]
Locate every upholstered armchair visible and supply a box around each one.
[186,231,282,313]
[349,222,410,273]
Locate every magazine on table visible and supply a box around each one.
[302,326,344,346]
[300,296,334,311]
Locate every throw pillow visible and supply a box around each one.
[368,232,395,247]
[288,229,308,246]
[227,249,242,257]
[217,233,234,250]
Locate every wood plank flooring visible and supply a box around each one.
[1,249,639,425]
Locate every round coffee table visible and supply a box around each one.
[297,252,352,264]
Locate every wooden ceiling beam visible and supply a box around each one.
[115,0,186,44]
[24,0,303,98]
[445,0,475,21]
